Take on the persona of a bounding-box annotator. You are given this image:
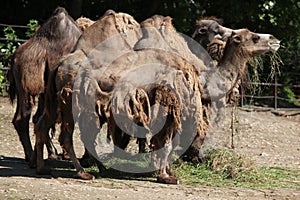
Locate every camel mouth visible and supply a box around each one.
[268,40,280,51]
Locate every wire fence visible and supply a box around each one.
[240,73,300,110]
[0,23,29,96]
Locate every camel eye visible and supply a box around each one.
[252,35,260,43]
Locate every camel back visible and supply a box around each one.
[75,12,141,55]
[9,7,81,99]
[76,17,95,31]
[135,15,207,74]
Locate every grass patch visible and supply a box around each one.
[172,148,300,189]
[50,148,299,189]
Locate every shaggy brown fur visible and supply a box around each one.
[33,11,142,179]
[8,7,82,161]
[107,15,207,183]
[185,29,280,161]
[76,17,95,31]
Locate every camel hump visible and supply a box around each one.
[76,17,95,31]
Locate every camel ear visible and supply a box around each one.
[232,32,242,43]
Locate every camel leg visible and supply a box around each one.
[78,111,106,175]
[137,138,147,153]
[12,95,33,162]
[45,134,60,160]
[151,126,179,185]
[156,141,178,184]
[108,116,130,154]
[59,110,94,180]
[33,94,60,160]
[79,148,106,172]
[33,112,52,174]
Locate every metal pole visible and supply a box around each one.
[274,73,278,109]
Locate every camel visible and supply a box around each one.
[33,11,280,185]
[190,17,232,62]
[184,28,281,162]
[33,10,142,180]
[110,17,234,155]
[105,17,280,183]
[8,7,82,162]
[75,17,95,31]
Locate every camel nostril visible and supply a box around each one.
[269,35,275,40]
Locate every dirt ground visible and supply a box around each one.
[0,96,299,200]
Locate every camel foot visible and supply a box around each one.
[25,155,30,162]
[74,171,95,180]
[29,153,37,168]
[79,156,96,168]
[97,162,107,173]
[29,161,36,168]
[48,153,63,160]
[37,166,51,175]
[157,175,179,185]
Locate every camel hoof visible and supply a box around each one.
[37,166,51,175]
[157,175,179,185]
[29,156,37,168]
[48,153,63,160]
[74,171,95,180]
[79,157,96,168]
[25,156,30,162]
[29,161,36,168]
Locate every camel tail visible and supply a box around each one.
[7,59,16,104]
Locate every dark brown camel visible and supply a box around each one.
[8,7,82,162]
[33,11,141,180]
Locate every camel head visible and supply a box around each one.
[35,6,80,39]
[227,29,280,57]
[192,19,232,48]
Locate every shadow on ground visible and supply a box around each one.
[0,155,156,182]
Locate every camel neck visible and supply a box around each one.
[204,42,250,100]
[218,42,249,83]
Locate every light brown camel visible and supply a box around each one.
[8,7,82,162]
[75,17,95,31]
[185,28,280,162]
[108,17,280,183]
[111,17,234,156]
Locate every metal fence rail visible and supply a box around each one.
[0,23,28,96]
[240,75,300,110]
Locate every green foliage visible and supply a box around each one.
[0,19,38,95]
[0,26,20,94]
[281,86,299,106]
[0,63,4,94]
[203,148,256,179]
[172,148,300,189]
[25,19,39,38]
